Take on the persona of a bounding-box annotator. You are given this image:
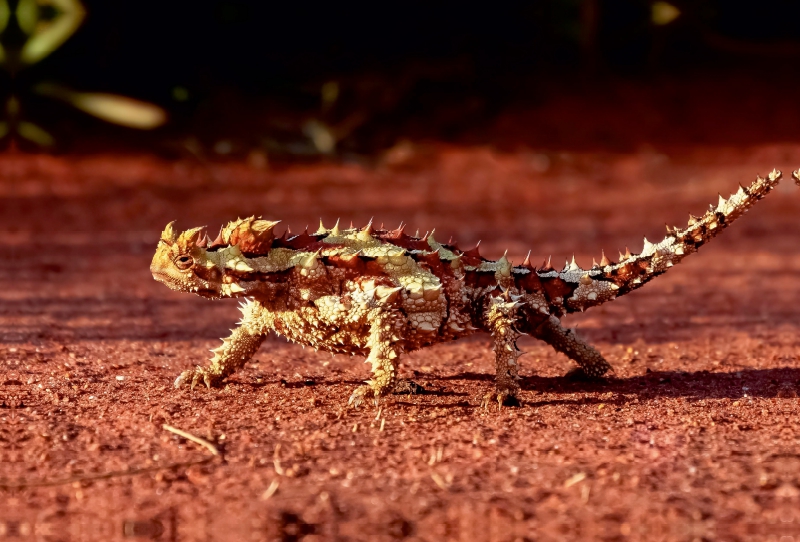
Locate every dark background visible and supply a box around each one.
[5,0,800,156]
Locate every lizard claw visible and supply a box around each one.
[174,370,190,389]
[348,385,380,408]
[174,367,216,390]
[480,385,520,410]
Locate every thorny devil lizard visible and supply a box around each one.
[151,170,781,408]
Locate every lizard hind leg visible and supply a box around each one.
[480,295,525,409]
[532,315,611,378]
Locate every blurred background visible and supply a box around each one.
[4,0,800,158]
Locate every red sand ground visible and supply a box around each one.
[3,145,800,540]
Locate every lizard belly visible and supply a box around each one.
[269,303,369,356]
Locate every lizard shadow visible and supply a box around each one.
[238,378,469,399]
[435,368,800,401]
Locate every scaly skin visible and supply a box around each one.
[151,170,781,408]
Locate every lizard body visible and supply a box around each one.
[151,170,781,407]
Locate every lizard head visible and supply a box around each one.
[151,217,281,299]
[150,221,223,298]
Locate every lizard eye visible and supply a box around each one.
[175,255,194,270]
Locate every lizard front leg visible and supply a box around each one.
[174,300,266,390]
[481,295,525,409]
[348,309,405,408]
[532,315,611,378]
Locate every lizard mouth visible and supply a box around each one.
[151,271,220,298]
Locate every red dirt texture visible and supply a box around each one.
[3,144,800,541]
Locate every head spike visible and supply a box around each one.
[210,225,225,247]
[160,221,178,245]
[599,250,610,267]
[642,237,654,254]
[540,255,553,272]
[624,247,632,259]
[315,219,326,235]
[177,226,206,249]
[331,219,341,236]
[522,250,532,268]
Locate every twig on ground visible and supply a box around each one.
[163,424,220,456]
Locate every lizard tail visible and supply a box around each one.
[561,169,781,313]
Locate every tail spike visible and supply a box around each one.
[540,255,553,272]
[331,219,341,236]
[599,250,610,267]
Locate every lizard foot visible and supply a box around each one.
[392,379,426,395]
[479,385,520,410]
[173,367,221,390]
[348,385,382,408]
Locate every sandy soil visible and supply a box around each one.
[3,144,800,540]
